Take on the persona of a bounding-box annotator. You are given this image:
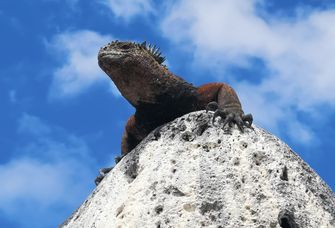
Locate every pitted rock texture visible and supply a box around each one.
[60,111,335,228]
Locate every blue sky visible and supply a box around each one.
[1,0,335,227]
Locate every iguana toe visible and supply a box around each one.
[212,108,253,132]
[234,115,245,133]
[242,113,253,128]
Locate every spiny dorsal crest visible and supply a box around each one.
[140,41,166,64]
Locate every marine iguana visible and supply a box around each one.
[95,41,252,184]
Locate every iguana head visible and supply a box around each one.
[98,41,165,66]
[98,41,167,106]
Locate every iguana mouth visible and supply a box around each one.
[98,47,130,63]
[98,50,124,58]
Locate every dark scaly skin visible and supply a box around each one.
[95,41,252,184]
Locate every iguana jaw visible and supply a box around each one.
[98,41,167,107]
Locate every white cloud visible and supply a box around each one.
[0,157,92,208]
[18,113,51,136]
[49,30,119,99]
[161,0,335,143]
[102,0,154,20]
[0,158,94,228]
[0,113,97,227]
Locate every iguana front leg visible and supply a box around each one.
[199,83,253,132]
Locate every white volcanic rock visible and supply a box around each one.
[61,111,335,228]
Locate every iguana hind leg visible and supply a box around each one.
[95,115,143,185]
[121,115,148,155]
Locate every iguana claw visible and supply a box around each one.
[242,113,253,128]
[208,102,253,132]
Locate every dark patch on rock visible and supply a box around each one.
[181,131,196,141]
[115,204,125,217]
[319,193,326,200]
[252,151,266,166]
[256,193,267,201]
[123,153,139,182]
[226,173,235,179]
[150,181,158,191]
[155,205,164,214]
[234,182,241,190]
[233,157,240,166]
[280,166,288,181]
[150,193,157,201]
[200,201,223,215]
[241,141,248,149]
[168,123,187,140]
[202,144,210,152]
[163,185,186,197]
[196,120,210,136]
[278,210,299,228]
[178,123,187,132]
[164,218,170,224]
[125,161,138,180]
[210,215,216,221]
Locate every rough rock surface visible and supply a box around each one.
[61,111,335,228]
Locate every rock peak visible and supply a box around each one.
[61,111,335,228]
